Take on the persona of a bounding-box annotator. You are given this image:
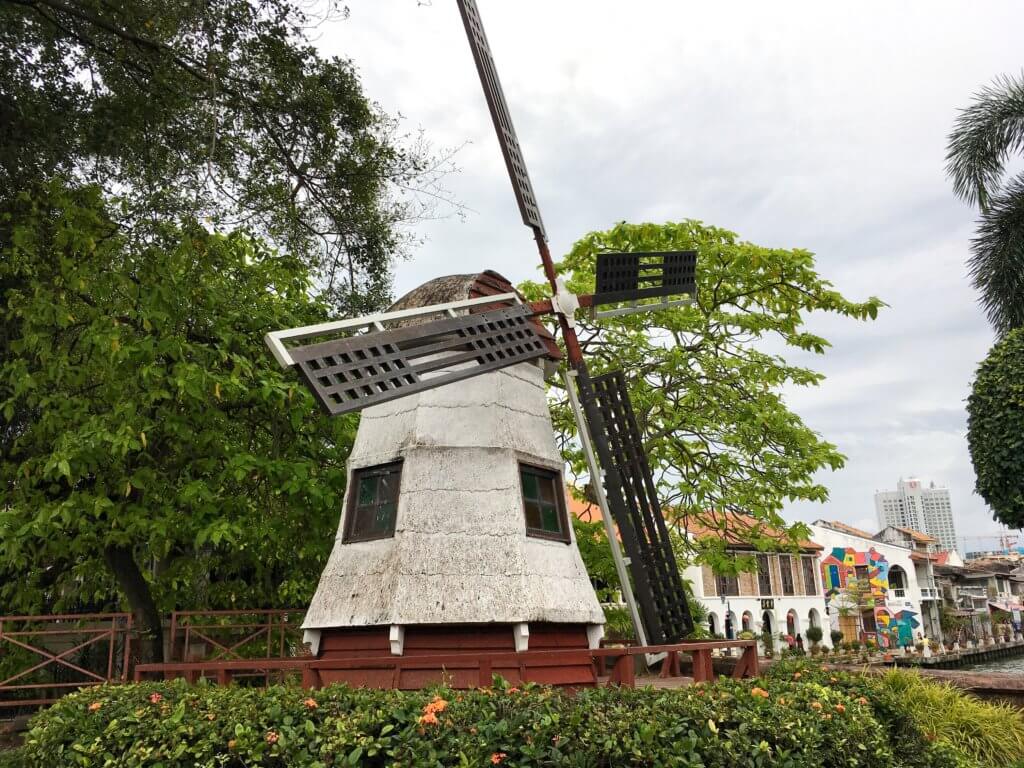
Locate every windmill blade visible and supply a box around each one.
[573,365,694,644]
[456,0,546,239]
[592,251,697,318]
[282,304,549,416]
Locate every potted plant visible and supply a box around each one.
[805,625,823,654]
[829,630,843,653]
[915,640,926,655]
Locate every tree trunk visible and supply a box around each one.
[104,545,164,664]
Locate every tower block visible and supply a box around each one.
[301,272,605,688]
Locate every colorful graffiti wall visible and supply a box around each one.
[820,547,919,647]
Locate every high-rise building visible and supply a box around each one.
[874,477,958,553]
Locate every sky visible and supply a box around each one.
[316,0,1024,546]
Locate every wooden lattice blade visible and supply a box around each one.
[288,304,549,416]
[456,0,546,239]
[593,251,698,306]
[573,365,694,644]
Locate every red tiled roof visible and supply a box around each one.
[823,520,877,540]
[893,526,938,544]
[570,496,822,552]
[910,551,939,562]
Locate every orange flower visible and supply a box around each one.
[835,703,846,714]
[418,712,439,726]
[148,692,163,704]
[491,753,507,765]
[810,701,822,710]
[856,696,869,705]
[266,730,279,745]
[777,697,786,705]
[792,672,802,680]
[750,687,770,699]
[206,713,216,721]
[507,687,520,694]
[88,701,102,712]
[227,739,237,750]
[304,697,318,710]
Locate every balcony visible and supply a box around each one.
[920,587,940,600]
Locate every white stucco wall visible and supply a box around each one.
[303,360,605,630]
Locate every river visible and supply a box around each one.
[965,655,1024,674]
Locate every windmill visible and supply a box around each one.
[265,0,698,672]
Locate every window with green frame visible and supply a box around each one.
[343,461,402,543]
[519,464,569,542]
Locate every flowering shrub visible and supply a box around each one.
[0,667,1010,767]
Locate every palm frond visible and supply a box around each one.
[946,72,1024,209]
[968,171,1024,333]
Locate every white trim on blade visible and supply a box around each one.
[264,292,522,368]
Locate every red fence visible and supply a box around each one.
[0,613,133,711]
[169,609,307,664]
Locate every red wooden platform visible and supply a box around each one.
[134,639,759,690]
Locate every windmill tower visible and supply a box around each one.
[295,272,605,687]
[265,0,700,687]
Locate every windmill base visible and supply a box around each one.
[308,623,598,689]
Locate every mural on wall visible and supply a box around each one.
[820,547,918,647]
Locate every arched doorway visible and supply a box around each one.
[725,611,738,640]
[742,611,753,632]
[808,608,821,631]
[761,611,775,636]
[708,612,720,637]
[786,609,800,637]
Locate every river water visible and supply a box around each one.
[964,655,1024,674]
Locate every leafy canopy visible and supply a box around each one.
[1,0,449,312]
[0,182,352,617]
[521,221,883,571]
[966,327,1024,528]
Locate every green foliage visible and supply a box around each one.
[805,626,823,644]
[520,221,883,573]
[767,660,1024,768]
[0,0,442,313]
[9,674,904,768]
[0,183,351,637]
[946,73,1024,334]
[967,328,1024,527]
[831,630,845,647]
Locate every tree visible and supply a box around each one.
[0,182,353,661]
[946,73,1024,335]
[966,328,1024,528]
[1,0,450,313]
[520,221,883,572]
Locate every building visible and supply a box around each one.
[874,477,958,553]
[679,512,829,647]
[809,520,938,646]
[873,526,943,643]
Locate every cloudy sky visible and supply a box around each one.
[317,1,1023,545]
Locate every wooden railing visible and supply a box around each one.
[0,613,133,710]
[169,609,307,664]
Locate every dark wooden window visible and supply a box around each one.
[519,464,570,542]
[779,555,796,596]
[756,554,773,595]
[715,573,739,597]
[343,461,402,543]
[802,556,819,596]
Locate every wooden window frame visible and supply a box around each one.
[779,554,796,596]
[342,460,403,544]
[801,555,819,596]
[518,462,571,543]
[756,554,773,596]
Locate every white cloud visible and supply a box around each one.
[317,0,1023,543]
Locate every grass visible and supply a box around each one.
[878,668,1024,768]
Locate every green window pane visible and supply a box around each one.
[379,473,400,503]
[538,475,557,504]
[524,501,543,530]
[541,504,561,533]
[375,502,397,532]
[353,505,376,537]
[521,471,539,500]
[358,476,377,506]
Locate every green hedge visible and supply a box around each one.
[2,663,1018,767]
